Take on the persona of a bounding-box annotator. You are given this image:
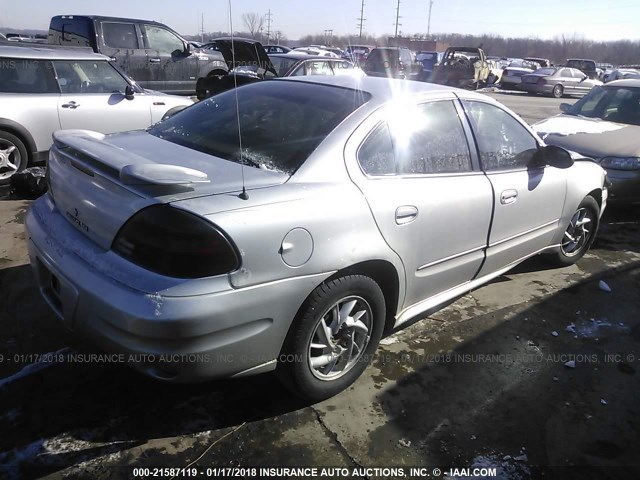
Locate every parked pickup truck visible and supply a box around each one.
[48,15,228,94]
[431,46,490,89]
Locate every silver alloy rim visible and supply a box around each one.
[0,140,20,181]
[561,207,592,256]
[554,85,562,97]
[308,295,372,381]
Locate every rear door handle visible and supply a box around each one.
[395,205,418,225]
[149,58,161,63]
[61,101,80,109]
[500,189,518,205]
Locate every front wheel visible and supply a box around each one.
[277,275,386,401]
[0,131,28,186]
[550,195,599,266]
[552,84,564,98]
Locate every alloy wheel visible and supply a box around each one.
[561,207,593,257]
[308,295,372,381]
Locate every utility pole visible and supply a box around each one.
[357,0,365,41]
[200,13,204,43]
[427,0,434,36]
[324,29,333,46]
[394,0,402,38]
[265,9,273,44]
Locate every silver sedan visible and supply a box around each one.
[520,67,603,98]
[26,76,608,401]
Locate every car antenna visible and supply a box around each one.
[228,0,249,200]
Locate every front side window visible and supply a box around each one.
[0,58,58,93]
[144,25,184,54]
[464,101,539,171]
[53,60,129,94]
[102,22,138,49]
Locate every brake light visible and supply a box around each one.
[112,204,239,278]
[537,77,547,85]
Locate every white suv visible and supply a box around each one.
[0,44,193,185]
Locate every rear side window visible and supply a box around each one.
[464,101,539,171]
[391,101,472,174]
[0,58,58,93]
[49,16,93,47]
[358,101,472,176]
[103,22,139,49]
[358,123,396,175]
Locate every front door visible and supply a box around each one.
[461,100,567,276]
[142,24,196,93]
[53,60,151,133]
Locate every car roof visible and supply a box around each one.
[276,75,487,105]
[0,43,108,60]
[269,52,340,61]
[604,79,640,87]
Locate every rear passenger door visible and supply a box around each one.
[345,96,493,316]
[461,100,566,276]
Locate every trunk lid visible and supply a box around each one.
[48,129,288,250]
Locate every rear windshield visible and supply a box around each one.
[148,80,370,175]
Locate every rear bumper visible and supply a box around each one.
[25,194,331,382]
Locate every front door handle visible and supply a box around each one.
[500,189,518,205]
[149,58,161,63]
[395,205,418,225]
[61,101,80,109]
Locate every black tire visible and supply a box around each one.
[552,84,564,98]
[0,130,28,186]
[550,195,599,267]
[277,275,386,402]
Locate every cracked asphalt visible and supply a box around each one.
[1,94,640,480]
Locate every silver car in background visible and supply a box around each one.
[0,44,193,184]
[520,66,603,98]
[26,76,608,401]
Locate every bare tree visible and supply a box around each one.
[242,13,264,39]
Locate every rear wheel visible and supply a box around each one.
[550,195,599,266]
[277,275,385,401]
[552,84,564,98]
[0,131,28,186]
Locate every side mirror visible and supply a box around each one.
[533,145,574,169]
[125,84,135,99]
[559,102,572,113]
[184,42,192,55]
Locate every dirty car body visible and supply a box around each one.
[533,79,640,204]
[431,47,490,88]
[26,76,608,401]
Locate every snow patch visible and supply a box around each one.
[534,116,625,138]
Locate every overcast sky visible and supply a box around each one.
[1,0,638,41]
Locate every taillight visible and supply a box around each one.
[398,61,405,71]
[537,77,547,85]
[112,204,239,278]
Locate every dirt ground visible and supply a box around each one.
[1,196,640,480]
